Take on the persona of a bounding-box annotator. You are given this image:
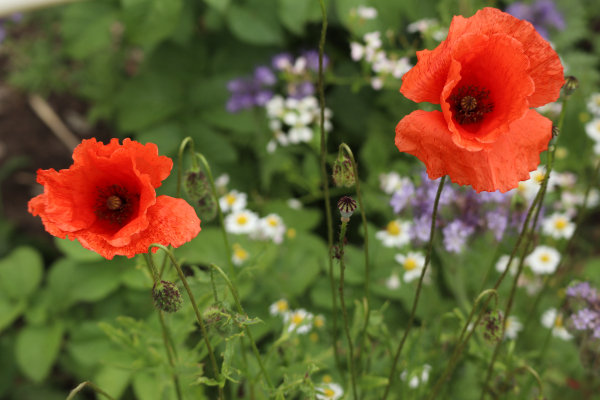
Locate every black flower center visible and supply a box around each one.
[450,85,494,125]
[94,185,138,225]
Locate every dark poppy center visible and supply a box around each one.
[94,185,138,225]
[450,85,494,125]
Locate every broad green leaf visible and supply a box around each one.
[94,365,132,400]
[54,237,103,262]
[122,0,184,46]
[0,297,26,333]
[205,0,230,13]
[15,322,64,383]
[132,371,177,400]
[226,4,283,46]
[61,2,117,59]
[277,0,310,35]
[0,246,43,301]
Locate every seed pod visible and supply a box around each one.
[184,170,217,221]
[563,75,579,96]
[332,155,355,188]
[337,196,357,219]
[479,310,503,345]
[152,280,183,313]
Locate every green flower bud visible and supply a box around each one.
[184,171,217,221]
[202,303,233,336]
[152,280,183,313]
[563,75,579,96]
[479,310,503,345]
[332,155,355,188]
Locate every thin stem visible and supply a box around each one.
[208,263,274,389]
[197,153,236,279]
[159,311,184,400]
[67,381,116,400]
[317,0,344,378]
[210,267,219,303]
[339,143,371,371]
[177,137,199,199]
[147,245,224,400]
[382,176,446,400]
[338,219,358,400]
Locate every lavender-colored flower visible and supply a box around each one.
[255,90,274,106]
[478,190,511,203]
[486,210,508,241]
[411,172,454,215]
[506,0,565,39]
[226,66,277,113]
[289,81,315,99]
[411,214,432,243]
[390,181,415,214]
[272,53,294,70]
[10,13,24,23]
[572,308,598,330]
[442,220,475,253]
[594,326,600,339]
[302,50,329,72]
[255,66,276,86]
[566,281,598,302]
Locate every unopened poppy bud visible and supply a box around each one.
[563,76,579,96]
[203,303,233,336]
[338,196,357,219]
[551,125,559,138]
[152,280,183,313]
[184,171,217,221]
[479,310,503,345]
[332,155,355,187]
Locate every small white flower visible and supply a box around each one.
[292,56,307,74]
[357,5,378,19]
[288,126,313,143]
[379,172,411,194]
[395,251,426,283]
[350,42,365,61]
[214,173,229,190]
[392,57,412,79]
[269,299,289,316]
[266,139,277,153]
[376,220,412,248]
[225,209,259,234]
[371,77,383,90]
[407,18,438,33]
[363,31,382,49]
[535,102,562,118]
[421,364,432,383]
[255,213,286,244]
[588,188,600,208]
[586,93,600,116]
[287,198,303,210]
[386,272,401,290]
[231,243,250,266]
[541,308,573,340]
[316,383,344,400]
[504,316,523,340]
[219,190,247,213]
[371,52,393,73]
[525,245,560,275]
[268,119,282,132]
[542,213,575,240]
[298,96,318,112]
[409,375,419,389]
[432,28,448,41]
[266,95,285,118]
[516,167,547,201]
[495,255,520,276]
[284,309,313,334]
[585,119,600,142]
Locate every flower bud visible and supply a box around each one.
[184,170,217,221]
[563,75,579,96]
[203,302,233,336]
[479,310,503,345]
[337,196,357,219]
[332,155,355,188]
[152,280,183,313]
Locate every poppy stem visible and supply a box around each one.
[158,311,184,400]
[339,143,371,375]
[67,381,116,400]
[338,218,358,400]
[148,244,225,400]
[177,137,199,199]
[317,0,345,381]
[208,263,275,390]
[382,175,446,400]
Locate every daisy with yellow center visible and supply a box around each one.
[314,314,325,329]
[231,243,249,266]
[316,383,344,400]
[284,309,313,334]
[541,308,573,340]
[219,190,247,213]
[254,213,286,244]
[542,212,575,240]
[225,209,259,234]
[269,298,289,316]
[516,166,548,202]
[376,219,412,248]
[395,251,426,283]
[525,245,560,275]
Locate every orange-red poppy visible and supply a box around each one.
[28,138,201,259]
[396,7,564,192]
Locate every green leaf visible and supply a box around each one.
[94,365,132,400]
[221,331,244,383]
[122,0,184,46]
[0,246,43,301]
[133,371,177,400]
[0,297,26,333]
[277,0,310,35]
[61,1,117,59]
[205,0,230,13]
[234,314,263,327]
[15,322,64,383]
[226,3,283,46]
[358,374,389,390]
[54,237,103,262]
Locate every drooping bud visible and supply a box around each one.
[332,155,355,187]
[563,76,579,96]
[152,280,183,313]
[337,196,357,220]
[203,302,233,336]
[551,125,560,138]
[184,170,217,221]
[479,310,503,345]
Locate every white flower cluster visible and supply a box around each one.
[585,93,600,155]
[269,299,325,335]
[265,95,332,152]
[400,364,431,389]
[406,18,448,41]
[350,31,413,90]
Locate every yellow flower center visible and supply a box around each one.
[291,313,304,325]
[234,247,248,261]
[386,221,401,236]
[404,258,417,271]
[310,333,319,342]
[276,300,288,312]
[315,317,325,328]
[226,193,236,205]
[268,217,279,227]
[323,389,335,398]
[540,253,550,263]
[237,215,248,225]
[596,121,600,131]
[322,375,333,384]
[554,218,567,230]
[534,173,545,184]
[286,228,296,239]
[555,314,563,328]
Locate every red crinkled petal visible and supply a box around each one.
[395,109,552,192]
[400,44,452,104]
[28,194,69,239]
[73,138,172,188]
[74,196,201,259]
[440,33,534,151]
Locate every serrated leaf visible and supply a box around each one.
[234,315,263,327]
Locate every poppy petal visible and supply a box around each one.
[400,43,452,104]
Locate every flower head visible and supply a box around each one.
[225,210,259,234]
[396,8,564,193]
[232,243,250,266]
[316,383,344,400]
[269,299,289,316]
[495,255,520,276]
[541,212,574,240]
[28,139,200,259]
[219,190,247,213]
[376,219,412,247]
[541,308,573,340]
[284,309,313,334]
[525,245,560,274]
[395,251,426,283]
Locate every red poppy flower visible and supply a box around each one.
[396,7,565,192]
[28,138,201,259]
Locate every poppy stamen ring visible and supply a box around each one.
[450,85,494,125]
[94,184,137,225]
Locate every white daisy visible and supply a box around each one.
[542,213,575,240]
[254,213,286,244]
[495,255,520,276]
[356,5,378,19]
[287,198,303,210]
[541,308,573,340]
[284,309,313,334]
[395,251,425,283]
[586,119,600,142]
[375,220,412,248]
[269,299,289,316]
[586,93,600,116]
[525,245,561,275]
[504,316,523,340]
[316,383,344,400]
[225,209,259,234]
[386,272,401,290]
[516,167,547,201]
[231,243,249,266]
[219,190,247,213]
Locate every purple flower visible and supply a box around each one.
[302,50,329,72]
[506,0,565,39]
[255,90,273,106]
[572,308,598,330]
[478,190,511,203]
[254,66,276,86]
[566,281,598,302]
[486,210,508,241]
[390,180,415,214]
[411,215,432,243]
[442,220,475,253]
[226,66,277,113]
[272,53,294,70]
[411,172,454,215]
[288,81,315,99]
[594,326,600,339]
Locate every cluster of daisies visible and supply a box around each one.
[220,189,286,266]
[585,93,600,155]
[268,299,325,335]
